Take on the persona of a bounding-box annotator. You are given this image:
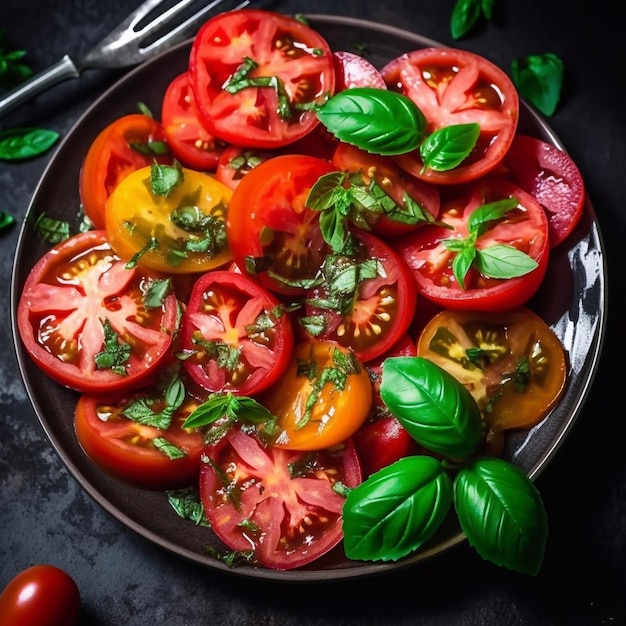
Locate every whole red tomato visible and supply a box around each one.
[0,565,80,626]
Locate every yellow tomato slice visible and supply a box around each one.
[417,307,567,455]
[261,340,373,451]
[105,165,233,274]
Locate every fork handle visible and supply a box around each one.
[0,55,80,120]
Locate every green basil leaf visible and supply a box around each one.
[450,0,482,39]
[316,87,426,156]
[481,0,495,19]
[475,244,538,279]
[454,457,548,575]
[451,245,476,289]
[0,127,59,160]
[0,211,15,231]
[380,356,483,458]
[511,53,564,117]
[419,123,480,172]
[343,455,453,562]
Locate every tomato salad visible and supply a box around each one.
[16,9,585,574]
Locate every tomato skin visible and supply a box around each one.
[501,134,586,248]
[304,229,418,363]
[382,47,519,185]
[260,340,373,451]
[333,50,387,91]
[180,269,294,396]
[105,165,233,274]
[16,231,179,395]
[161,72,227,171]
[396,178,550,312]
[188,9,335,148]
[417,307,567,455]
[216,145,278,191]
[226,154,337,296]
[199,426,362,570]
[79,114,170,230]
[74,391,206,490]
[0,565,80,626]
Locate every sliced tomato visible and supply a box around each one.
[303,229,418,363]
[417,307,567,455]
[226,154,336,296]
[79,113,170,230]
[381,47,519,185]
[105,165,233,274]
[396,178,550,312]
[188,9,335,148]
[333,50,387,91]
[161,71,227,171]
[199,425,362,570]
[16,230,179,394]
[74,381,206,490]
[501,134,586,248]
[331,142,440,237]
[260,340,372,451]
[216,144,278,191]
[180,269,294,396]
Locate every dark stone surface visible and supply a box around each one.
[1,0,623,623]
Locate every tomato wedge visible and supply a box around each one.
[381,47,519,185]
[396,178,550,312]
[79,113,170,230]
[199,425,362,570]
[16,231,179,395]
[417,307,567,455]
[180,269,294,396]
[188,9,335,148]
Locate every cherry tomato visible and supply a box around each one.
[226,154,336,296]
[16,231,179,394]
[333,50,387,91]
[215,145,278,191]
[74,383,206,490]
[180,269,294,396]
[188,9,335,148]
[0,564,80,626]
[198,425,362,570]
[303,229,418,363]
[331,142,440,237]
[395,178,550,312]
[260,340,372,451]
[381,47,519,185]
[79,113,170,230]
[417,307,567,455]
[105,165,233,274]
[161,72,227,171]
[501,134,586,248]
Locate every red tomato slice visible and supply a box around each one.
[331,142,440,237]
[226,154,337,296]
[395,178,550,312]
[381,47,519,185]
[79,113,170,230]
[216,144,278,191]
[74,384,206,490]
[17,230,179,394]
[188,9,335,148]
[161,71,227,171]
[333,50,387,91]
[303,229,418,363]
[198,426,362,570]
[180,269,294,395]
[501,134,586,248]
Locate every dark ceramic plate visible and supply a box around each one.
[10,15,607,582]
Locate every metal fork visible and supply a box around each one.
[0,0,250,119]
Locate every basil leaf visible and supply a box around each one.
[511,53,564,117]
[380,356,483,458]
[450,0,482,40]
[0,127,59,160]
[451,245,476,289]
[481,0,495,19]
[454,457,548,575]
[343,455,453,562]
[420,123,480,172]
[474,244,538,279]
[0,211,15,231]
[316,87,426,156]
